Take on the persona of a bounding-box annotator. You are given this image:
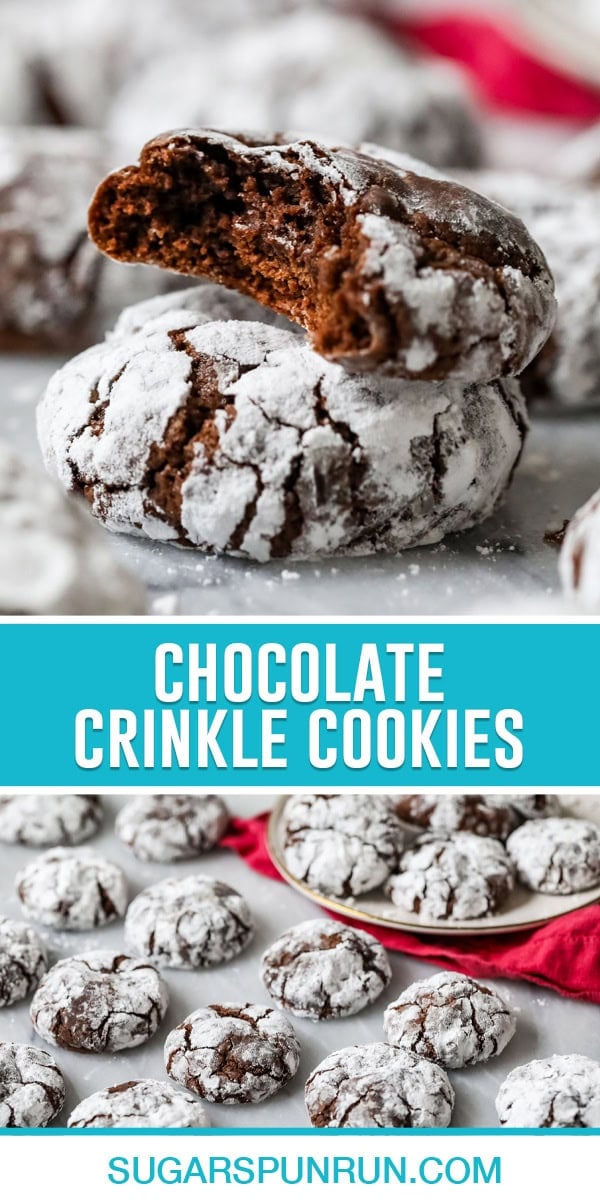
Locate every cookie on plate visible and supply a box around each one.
[384,971,517,1068]
[68,1079,210,1128]
[496,1055,600,1127]
[0,440,146,616]
[0,1042,65,1128]
[305,1043,454,1128]
[282,794,403,897]
[125,875,255,969]
[393,796,520,840]
[0,794,103,847]
[386,832,515,920]
[16,848,127,931]
[31,951,169,1053]
[37,320,528,560]
[115,795,229,862]
[88,129,555,381]
[165,1003,301,1103]
[0,917,47,1008]
[506,818,600,894]
[261,919,391,1020]
[559,487,600,611]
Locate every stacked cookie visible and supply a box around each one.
[37,130,556,562]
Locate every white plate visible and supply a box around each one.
[267,797,600,937]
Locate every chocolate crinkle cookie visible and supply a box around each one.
[496,1055,600,1128]
[0,127,105,349]
[384,971,517,1069]
[125,875,255,969]
[0,1042,65,1128]
[37,322,528,561]
[260,919,391,1020]
[305,1043,454,1128]
[164,1003,301,1104]
[107,10,482,171]
[502,795,561,820]
[30,951,169,1053]
[393,796,521,840]
[115,794,229,862]
[559,487,600,611]
[0,793,103,846]
[506,818,600,894]
[0,440,146,616]
[88,129,555,381]
[16,847,127,931]
[68,1079,210,1128]
[282,794,404,898]
[0,917,47,1008]
[386,832,515,920]
[108,283,289,341]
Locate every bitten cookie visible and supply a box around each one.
[0,440,146,616]
[386,832,515,920]
[31,951,169,1053]
[0,793,103,846]
[68,1079,210,1128]
[393,796,520,840]
[496,1055,600,1127]
[115,795,229,861]
[506,818,600,894]
[305,1043,454,1128]
[16,848,127,930]
[88,129,555,380]
[384,972,517,1068]
[164,1003,301,1104]
[0,917,47,1008]
[0,1042,65,1128]
[0,127,104,348]
[559,487,600,611]
[282,794,403,897]
[125,875,255,969]
[260,919,391,1020]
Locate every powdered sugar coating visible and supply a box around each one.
[115,795,229,862]
[282,794,403,898]
[0,917,47,1008]
[560,487,600,610]
[165,1003,301,1104]
[109,283,289,341]
[0,440,145,615]
[496,1055,600,1127]
[384,971,517,1069]
[305,1042,454,1128]
[261,918,391,1020]
[0,793,103,846]
[501,795,561,820]
[31,951,169,1053]
[506,818,600,894]
[125,875,255,969]
[0,1042,65,1128]
[394,796,520,840]
[68,1079,210,1128]
[386,833,515,920]
[38,320,528,561]
[16,848,127,930]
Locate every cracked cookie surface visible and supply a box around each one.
[0,793,103,846]
[261,918,391,1020]
[30,950,169,1053]
[125,875,255,969]
[393,796,521,840]
[282,794,404,897]
[115,795,229,862]
[496,1055,600,1127]
[506,818,600,894]
[68,1078,210,1128]
[108,283,292,341]
[37,318,528,562]
[164,1002,301,1104]
[88,129,554,380]
[384,971,517,1068]
[16,847,127,930]
[0,917,47,1008]
[386,832,515,920]
[305,1042,454,1128]
[0,1042,65,1128]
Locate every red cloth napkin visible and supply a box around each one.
[221,813,600,1004]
